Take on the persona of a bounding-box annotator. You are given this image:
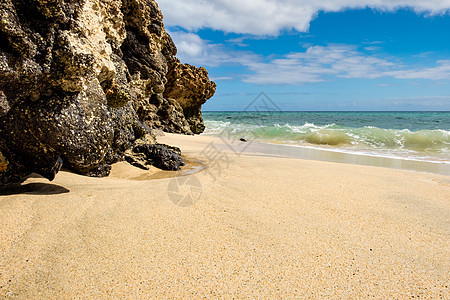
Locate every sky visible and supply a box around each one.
[158,0,450,111]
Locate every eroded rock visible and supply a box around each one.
[0,0,215,184]
[165,59,217,134]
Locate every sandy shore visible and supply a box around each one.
[1,133,449,298]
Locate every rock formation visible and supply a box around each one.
[0,0,216,184]
[164,59,216,134]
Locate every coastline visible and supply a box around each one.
[161,133,450,176]
[1,133,449,298]
[202,111,450,171]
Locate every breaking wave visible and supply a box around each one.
[203,120,450,162]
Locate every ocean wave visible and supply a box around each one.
[203,121,450,158]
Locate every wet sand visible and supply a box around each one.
[177,134,450,176]
[0,133,449,298]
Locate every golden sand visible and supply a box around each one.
[0,134,449,298]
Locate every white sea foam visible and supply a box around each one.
[203,119,450,164]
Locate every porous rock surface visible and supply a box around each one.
[0,0,216,184]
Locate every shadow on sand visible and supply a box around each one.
[0,182,70,196]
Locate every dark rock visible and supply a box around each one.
[125,143,185,171]
[0,0,215,184]
[239,138,247,142]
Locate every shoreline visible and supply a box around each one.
[160,133,450,177]
[1,133,449,298]
[202,110,449,171]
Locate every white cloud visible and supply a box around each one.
[210,76,235,81]
[171,32,205,58]
[245,47,450,84]
[168,30,260,66]
[384,60,450,80]
[243,45,399,84]
[158,0,450,35]
[362,41,385,45]
[170,31,450,84]
[226,37,250,47]
[351,95,450,109]
[364,46,381,51]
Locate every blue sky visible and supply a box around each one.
[158,1,450,111]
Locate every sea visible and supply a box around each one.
[202,111,450,165]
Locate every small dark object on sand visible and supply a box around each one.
[239,138,247,142]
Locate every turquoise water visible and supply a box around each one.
[202,112,450,163]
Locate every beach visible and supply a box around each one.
[0,133,449,298]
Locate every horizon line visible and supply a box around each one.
[202,110,450,113]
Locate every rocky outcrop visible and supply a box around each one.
[165,59,217,134]
[0,0,215,184]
